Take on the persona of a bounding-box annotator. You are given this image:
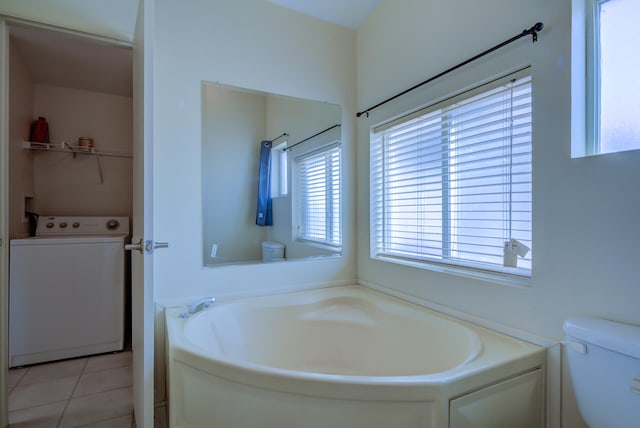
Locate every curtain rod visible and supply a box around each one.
[265,133,289,146]
[356,22,544,118]
[284,124,341,152]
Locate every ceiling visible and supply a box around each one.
[265,0,380,29]
[10,25,132,97]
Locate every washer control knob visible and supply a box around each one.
[59,222,68,228]
[46,222,54,228]
[106,219,120,231]
[72,222,80,228]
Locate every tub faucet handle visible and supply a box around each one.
[186,297,216,316]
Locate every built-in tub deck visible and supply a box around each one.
[166,286,545,428]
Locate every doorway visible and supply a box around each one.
[4,22,134,425]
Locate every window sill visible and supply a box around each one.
[296,238,341,253]
[372,255,532,288]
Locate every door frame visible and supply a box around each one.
[1,16,10,428]
[0,15,153,426]
[132,0,155,425]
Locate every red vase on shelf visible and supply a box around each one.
[29,117,49,145]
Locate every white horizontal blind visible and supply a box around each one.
[295,144,341,246]
[371,72,532,275]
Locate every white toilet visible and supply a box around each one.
[563,317,640,428]
[261,241,285,262]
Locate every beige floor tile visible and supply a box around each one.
[73,366,132,397]
[8,400,66,428]
[7,367,28,389]
[77,413,134,428]
[9,376,77,411]
[19,358,87,385]
[84,351,132,374]
[59,387,133,428]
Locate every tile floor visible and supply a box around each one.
[7,351,134,427]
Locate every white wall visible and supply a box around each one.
[152,0,357,303]
[32,84,132,217]
[356,0,640,426]
[8,38,34,238]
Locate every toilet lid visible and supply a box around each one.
[564,317,640,359]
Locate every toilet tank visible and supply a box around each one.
[261,241,285,262]
[563,317,640,428]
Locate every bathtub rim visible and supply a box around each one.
[178,286,487,378]
[165,286,546,402]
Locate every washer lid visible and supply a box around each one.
[36,216,129,236]
[10,235,126,246]
[564,317,640,359]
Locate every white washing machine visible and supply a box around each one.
[9,216,129,367]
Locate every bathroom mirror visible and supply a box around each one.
[202,82,342,266]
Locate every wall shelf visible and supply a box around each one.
[22,141,132,159]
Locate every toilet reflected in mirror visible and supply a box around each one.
[262,241,285,262]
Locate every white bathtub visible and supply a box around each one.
[165,286,546,428]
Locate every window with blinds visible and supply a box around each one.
[295,143,342,247]
[371,70,532,277]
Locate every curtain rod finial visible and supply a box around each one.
[528,22,544,43]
